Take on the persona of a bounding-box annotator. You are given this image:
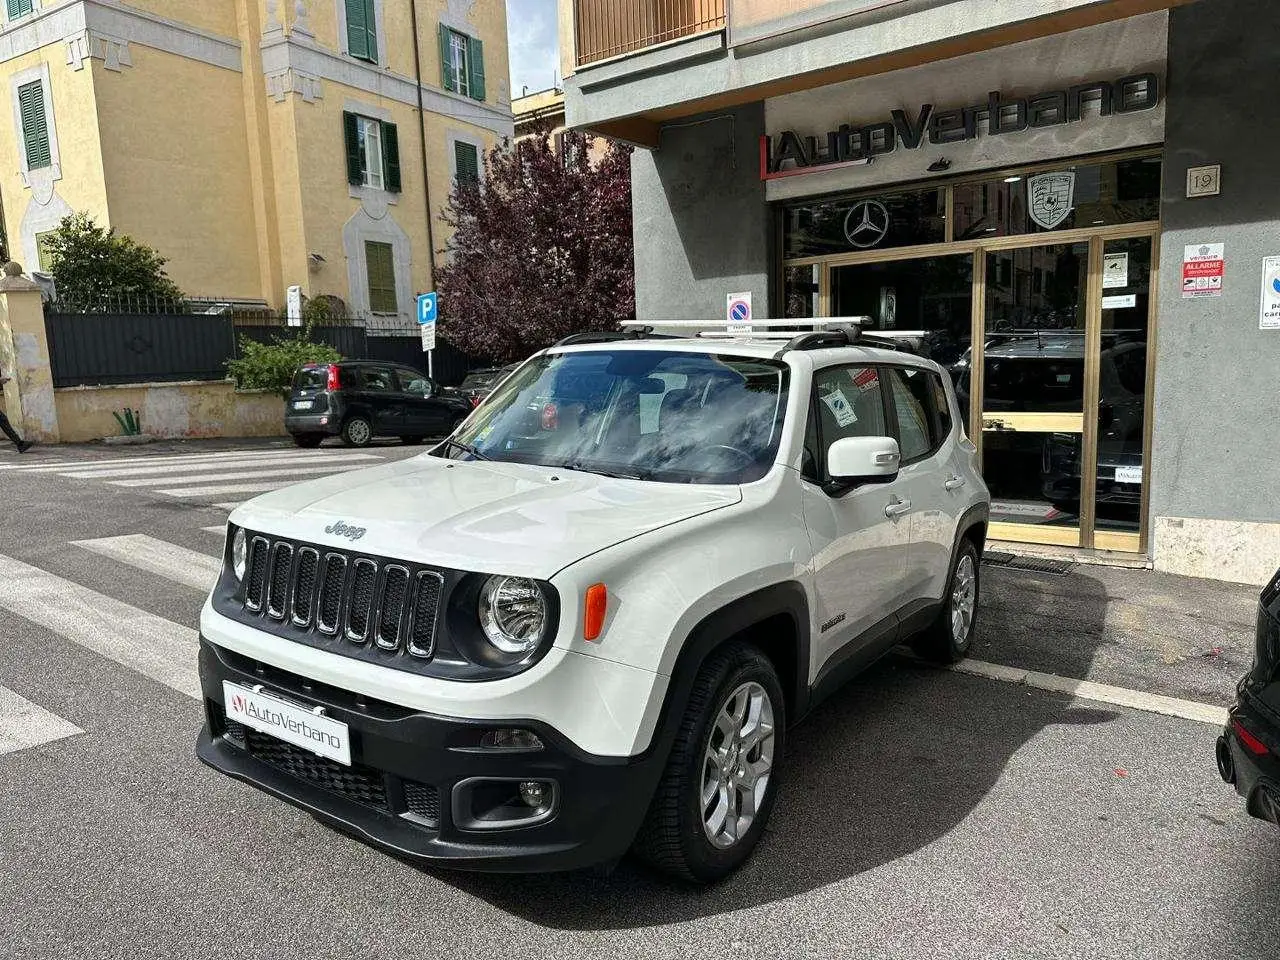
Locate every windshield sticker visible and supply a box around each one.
[822,389,858,427]
[851,369,879,392]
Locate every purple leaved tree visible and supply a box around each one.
[435,128,634,363]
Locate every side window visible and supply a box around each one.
[929,372,953,439]
[361,367,395,392]
[439,25,486,102]
[885,366,935,462]
[807,366,888,482]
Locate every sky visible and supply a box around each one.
[506,0,560,97]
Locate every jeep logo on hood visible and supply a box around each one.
[324,520,367,542]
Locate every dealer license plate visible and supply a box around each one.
[223,681,350,765]
[292,399,313,410]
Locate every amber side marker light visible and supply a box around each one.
[584,584,608,641]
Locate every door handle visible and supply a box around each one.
[944,476,965,491]
[885,497,913,518]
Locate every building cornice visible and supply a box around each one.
[0,0,241,72]
[260,35,513,137]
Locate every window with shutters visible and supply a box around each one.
[343,111,401,193]
[18,80,51,170]
[7,0,33,21]
[439,25,486,102]
[454,141,479,188]
[365,241,397,314]
[345,0,378,63]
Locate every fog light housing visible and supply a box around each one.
[519,780,550,808]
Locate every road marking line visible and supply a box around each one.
[215,502,244,511]
[950,658,1229,726]
[201,526,226,534]
[72,535,221,592]
[0,684,82,757]
[0,449,327,473]
[158,480,326,498]
[109,464,368,488]
[0,554,200,699]
[59,453,380,480]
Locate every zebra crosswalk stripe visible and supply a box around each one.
[0,684,82,757]
[58,452,380,480]
[0,449,304,473]
[72,535,222,592]
[157,481,325,498]
[0,554,200,699]
[108,463,369,488]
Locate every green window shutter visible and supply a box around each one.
[454,141,479,188]
[34,232,54,271]
[381,122,401,193]
[362,0,378,63]
[438,24,455,92]
[365,242,397,314]
[18,81,50,170]
[8,0,32,20]
[343,111,363,185]
[467,36,485,101]
[346,0,370,61]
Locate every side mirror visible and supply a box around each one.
[827,436,900,484]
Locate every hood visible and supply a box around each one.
[229,455,742,579]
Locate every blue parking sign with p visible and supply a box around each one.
[417,292,438,326]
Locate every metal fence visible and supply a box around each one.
[574,0,725,65]
[44,311,484,389]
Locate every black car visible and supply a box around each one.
[285,360,472,448]
[1217,567,1280,826]
[457,362,522,406]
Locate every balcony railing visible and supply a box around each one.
[574,0,726,67]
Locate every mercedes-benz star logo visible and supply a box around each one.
[843,199,891,249]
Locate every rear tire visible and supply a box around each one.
[340,415,373,448]
[912,538,980,664]
[292,434,323,449]
[633,643,785,883]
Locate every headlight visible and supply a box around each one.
[231,528,247,581]
[478,576,546,655]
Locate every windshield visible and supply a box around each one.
[439,349,790,484]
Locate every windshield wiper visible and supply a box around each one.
[442,437,489,460]
[564,460,649,481]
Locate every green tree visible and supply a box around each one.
[41,212,185,309]
[225,334,342,398]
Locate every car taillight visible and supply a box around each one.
[470,396,481,408]
[1233,718,1270,757]
[326,365,340,391]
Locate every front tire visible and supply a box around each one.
[913,538,980,663]
[633,643,785,883]
[340,415,373,448]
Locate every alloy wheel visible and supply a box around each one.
[700,681,775,849]
[950,553,977,645]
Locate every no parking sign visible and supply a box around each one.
[726,291,752,332]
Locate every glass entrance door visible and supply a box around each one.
[980,242,1089,545]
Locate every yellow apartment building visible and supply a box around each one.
[0,0,513,328]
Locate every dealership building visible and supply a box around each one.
[562,0,1280,584]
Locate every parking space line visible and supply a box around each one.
[950,658,1229,726]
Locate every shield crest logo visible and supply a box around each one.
[1027,172,1076,229]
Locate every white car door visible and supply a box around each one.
[800,364,912,684]
[882,364,963,605]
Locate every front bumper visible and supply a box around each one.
[1218,692,1280,826]
[196,639,663,872]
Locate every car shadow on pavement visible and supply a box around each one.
[432,566,1117,929]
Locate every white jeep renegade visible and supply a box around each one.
[197,323,990,882]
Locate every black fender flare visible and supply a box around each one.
[952,502,990,562]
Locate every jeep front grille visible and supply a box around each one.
[237,534,442,664]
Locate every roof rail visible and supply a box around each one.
[606,317,922,356]
[781,330,854,352]
[554,326,667,347]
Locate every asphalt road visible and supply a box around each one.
[0,438,1274,960]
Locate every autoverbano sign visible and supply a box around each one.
[760,74,1160,180]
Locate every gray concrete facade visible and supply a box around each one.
[1147,0,1280,582]
[632,103,771,321]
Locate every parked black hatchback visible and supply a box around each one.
[286,361,472,448]
[1217,566,1280,826]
